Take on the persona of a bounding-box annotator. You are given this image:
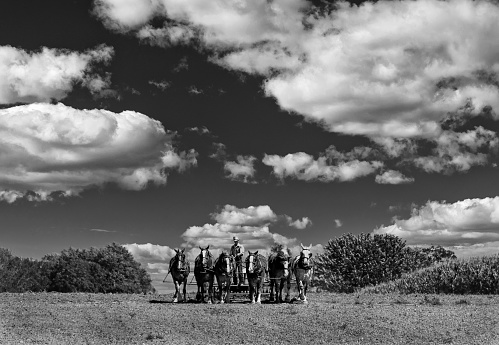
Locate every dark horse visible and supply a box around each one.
[169,248,190,303]
[291,244,314,303]
[245,251,267,304]
[268,249,290,303]
[213,251,234,303]
[194,246,214,303]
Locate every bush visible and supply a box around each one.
[314,233,455,292]
[45,243,154,294]
[0,243,154,294]
[0,248,51,292]
[363,255,499,294]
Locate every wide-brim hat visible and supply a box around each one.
[233,236,239,241]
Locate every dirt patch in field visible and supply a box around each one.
[1,292,498,344]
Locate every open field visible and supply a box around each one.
[1,292,499,345]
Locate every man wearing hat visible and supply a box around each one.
[230,236,245,286]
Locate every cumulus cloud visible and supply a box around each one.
[374,197,499,256]
[287,217,312,230]
[413,127,499,174]
[0,45,113,104]
[94,0,499,139]
[224,155,257,183]
[181,204,314,253]
[124,243,176,262]
[375,170,415,185]
[212,205,277,226]
[263,146,383,182]
[264,0,499,138]
[137,24,196,47]
[0,103,197,203]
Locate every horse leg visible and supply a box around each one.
[182,279,187,302]
[256,280,261,304]
[269,280,275,302]
[207,276,213,304]
[173,280,179,303]
[297,279,305,301]
[220,280,226,304]
[226,278,231,303]
[285,274,291,302]
[278,279,284,303]
[196,283,202,302]
[252,279,255,304]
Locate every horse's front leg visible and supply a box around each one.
[173,280,179,303]
[303,280,308,302]
[207,277,214,304]
[297,279,305,301]
[220,281,226,304]
[269,280,274,302]
[278,279,285,303]
[196,283,202,302]
[256,281,261,304]
[249,280,256,304]
[182,279,187,302]
[285,275,292,302]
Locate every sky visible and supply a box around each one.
[2,0,499,292]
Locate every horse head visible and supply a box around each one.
[299,243,313,269]
[275,250,289,278]
[196,245,212,271]
[246,250,260,274]
[217,250,233,275]
[173,248,187,271]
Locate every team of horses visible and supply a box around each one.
[168,244,314,304]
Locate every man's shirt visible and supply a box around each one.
[230,244,245,261]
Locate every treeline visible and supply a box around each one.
[0,243,154,294]
[314,233,457,293]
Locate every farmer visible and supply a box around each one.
[230,236,245,286]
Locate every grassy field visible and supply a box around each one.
[1,292,499,344]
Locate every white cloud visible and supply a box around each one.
[334,219,343,228]
[0,45,113,104]
[375,170,415,185]
[212,205,277,226]
[0,103,197,202]
[124,243,176,262]
[263,147,383,182]
[224,155,257,183]
[413,127,498,173]
[264,0,499,138]
[95,0,499,139]
[181,204,315,253]
[288,216,312,230]
[93,0,160,30]
[137,24,196,47]
[374,197,499,252]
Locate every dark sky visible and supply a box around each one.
[2,0,499,291]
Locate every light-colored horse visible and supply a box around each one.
[169,248,190,303]
[291,244,314,303]
[245,251,267,304]
[213,251,234,304]
[194,246,214,304]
